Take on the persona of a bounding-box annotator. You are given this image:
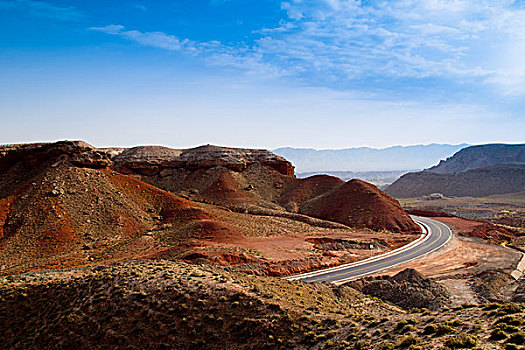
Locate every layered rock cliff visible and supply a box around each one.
[428,144,525,174]
[112,145,295,177]
[386,144,525,198]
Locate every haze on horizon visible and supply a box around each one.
[1,0,524,149]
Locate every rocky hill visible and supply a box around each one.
[2,260,524,350]
[350,268,450,310]
[0,140,420,275]
[0,141,226,275]
[428,144,525,174]
[111,145,296,209]
[109,143,419,233]
[299,179,421,233]
[386,144,525,198]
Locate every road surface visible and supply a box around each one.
[287,216,452,285]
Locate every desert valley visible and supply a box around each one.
[1,140,524,349]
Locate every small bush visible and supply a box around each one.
[444,334,477,349]
[496,324,520,334]
[483,302,501,311]
[505,344,519,350]
[499,303,522,315]
[400,324,414,334]
[395,319,417,332]
[422,324,437,335]
[436,324,455,336]
[507,332,525,345]
[446,319,463,327]
[397,335,420,348]
[353,340,370,350]
[395,320,409,332]
[489,328,508,341]
[379,342,395,350]
[495,315,524,327]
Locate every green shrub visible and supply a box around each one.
[499,303,522,315]
[353,340,370,350]
[400,324,414,334]
[446,319,463,327]
[507,332,525,345]
[379,342,395,350]
[483,302,501,311]
[435,324,455,336]
[444,334,477,349]
[422,324,437,335]
[489,328,508,341]
[397,335,420,348]
[395,319,417,332]
[395,320,409,332]
[496,324,520,334]
[495,315,524,326]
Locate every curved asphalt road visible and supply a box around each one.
[287,216,452,285]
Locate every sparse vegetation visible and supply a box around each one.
[507,331,525,345]
[444,334,477,349]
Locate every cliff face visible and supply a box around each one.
[386,144,525,198]
[110,145,297,209]
[428,144,525,174]
[0,140,111,172]
[112,145,295,177]
[386,164,525,198]
[0,141,220,275]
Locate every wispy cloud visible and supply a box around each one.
[132,4,147,12]
[90,25,283,77]
[0,0,82,21]
[91,25,185,51]
[90,0,525,95]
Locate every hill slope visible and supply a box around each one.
[110,144,419,233]
[386,144,525,198]
[300,179,421,233]
[428,144,525,174]
[0,141,220,275]
[0,141,420,276]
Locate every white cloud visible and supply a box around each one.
[270,0,525,93]
[91,0,525,95]
[91,25,188,51]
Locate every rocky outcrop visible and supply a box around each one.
[386,163,525,198]
[428,144,525,174]
[386,144,525,198]
[350,268,450,310]
[300,179,421,233]
[0,141,111,171]
[112,145,295,177]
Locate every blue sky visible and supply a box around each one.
[0,0,524,149]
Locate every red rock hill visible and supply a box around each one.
[300,179,421,233]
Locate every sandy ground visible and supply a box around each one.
[202,230,416,262]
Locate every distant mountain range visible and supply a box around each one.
[273,144,468,173]
[386,143,525,198]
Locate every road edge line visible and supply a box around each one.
[286,216,429,281]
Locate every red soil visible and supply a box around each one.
[432,216,516,244]
[200,169,255,206]
[279,175,345,207]
[301,179,421,233]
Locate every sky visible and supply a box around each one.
[0,0,524,149]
